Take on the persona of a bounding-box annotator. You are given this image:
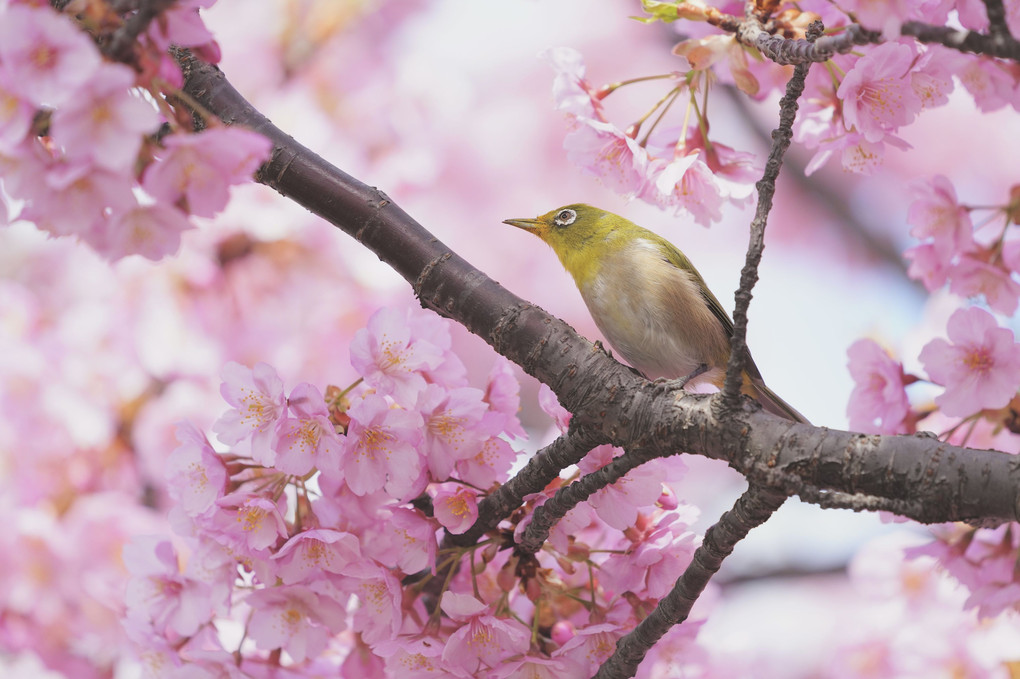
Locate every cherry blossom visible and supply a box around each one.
[432,482,480,534]
[165,422,228,516]
[123,537,218,638]
[341,392,423,499]
[837,43,922,143]
[440,592,532,674]
[919,307,1020,417]
[142,127,272,218]
[49,63,159,171]
[274,382,343,476]
[0,4,100,107]
[271,529,363,584]
[245,584,348,663]
[212,361,286,465]
[417,384,493,480]
[907,175,975,262]
[349,306,444,406]
[846,339,911,434]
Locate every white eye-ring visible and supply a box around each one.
[553,208,577,226]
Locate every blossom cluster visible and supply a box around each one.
[548,0,1020,224]
[0,1,271,261]
[124,306,700,677]
[848,176,1020,430]
[545,45,760,227]
[846,175,1020,622]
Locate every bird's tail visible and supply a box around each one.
[745,377,809,424]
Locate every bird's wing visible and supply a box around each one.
[660,241,766,383]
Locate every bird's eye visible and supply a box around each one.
[553,209,577,226]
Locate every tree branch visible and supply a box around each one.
[719,21,818,416]
[516,445,662,555]
[452,423,606,547]
[176,53,1020,535]
[594,485,788,679]
[102,0,178,64]
[735,14,1020,63]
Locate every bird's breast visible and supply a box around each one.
[579,239,730,382]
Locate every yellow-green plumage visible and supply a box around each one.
[504,204,806,423]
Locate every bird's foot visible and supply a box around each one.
[652,363,709,393]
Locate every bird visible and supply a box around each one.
[503,203,807,423]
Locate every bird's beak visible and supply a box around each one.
[502,217,543,231]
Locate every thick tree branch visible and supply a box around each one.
[176,54,1020,533]
[594,485,788,679]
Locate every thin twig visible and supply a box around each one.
[718,21,820,417]
[103,0,179,64]
[450,423,606,547]
[594,485,788,679]
[516,446,663,555]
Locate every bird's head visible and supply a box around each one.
[503,204,614,261]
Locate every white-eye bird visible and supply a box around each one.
[503,204,807,423]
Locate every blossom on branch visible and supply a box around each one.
[919,307,1020,417]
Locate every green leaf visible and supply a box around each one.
[630,0,683,24]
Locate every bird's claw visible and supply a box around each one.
[652,363,709,393]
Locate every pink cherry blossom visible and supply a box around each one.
[349,306,444,406]
[456,435,518,488]
[491,654,587,679]
[910,47,955,109]
[542,46,606,120]
[841,0,917,37]
[417,384,493,480]
[0,5,100,107]
[368,507,438,574]
[579,445,664,530]
[407,307,468,388]
[600,515,700,599]
[948,256,1020,315]
[376,636,447,678]
[0,71,33,152]
[102,203,193,262]
[146,0,222,64]
[907,175,974,262]
[341,393,423,499]
[214,493,288,552]
[245,584,348,663]
[274,382,343,476]
[647,154,725,226]
[908,524,1020,618]
[484,357,527,440]
[271,528,363,583]
[952,52,1020,113]
[212,361,286,465]
[846,338,911,434]
[837,43,922,143]
[919,307,1020,416]
[538,383,572,433]
[165,422,227,516]
[552,623,622,676]
[563,118,652,199]
[142,127,272,218]
[432,482,480,534]
[123,537,218,637]
[20,160,137,239]
[440,592,532,673]
[341,565,404,645]
[904,242,951,291]
[50,63,160,171]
